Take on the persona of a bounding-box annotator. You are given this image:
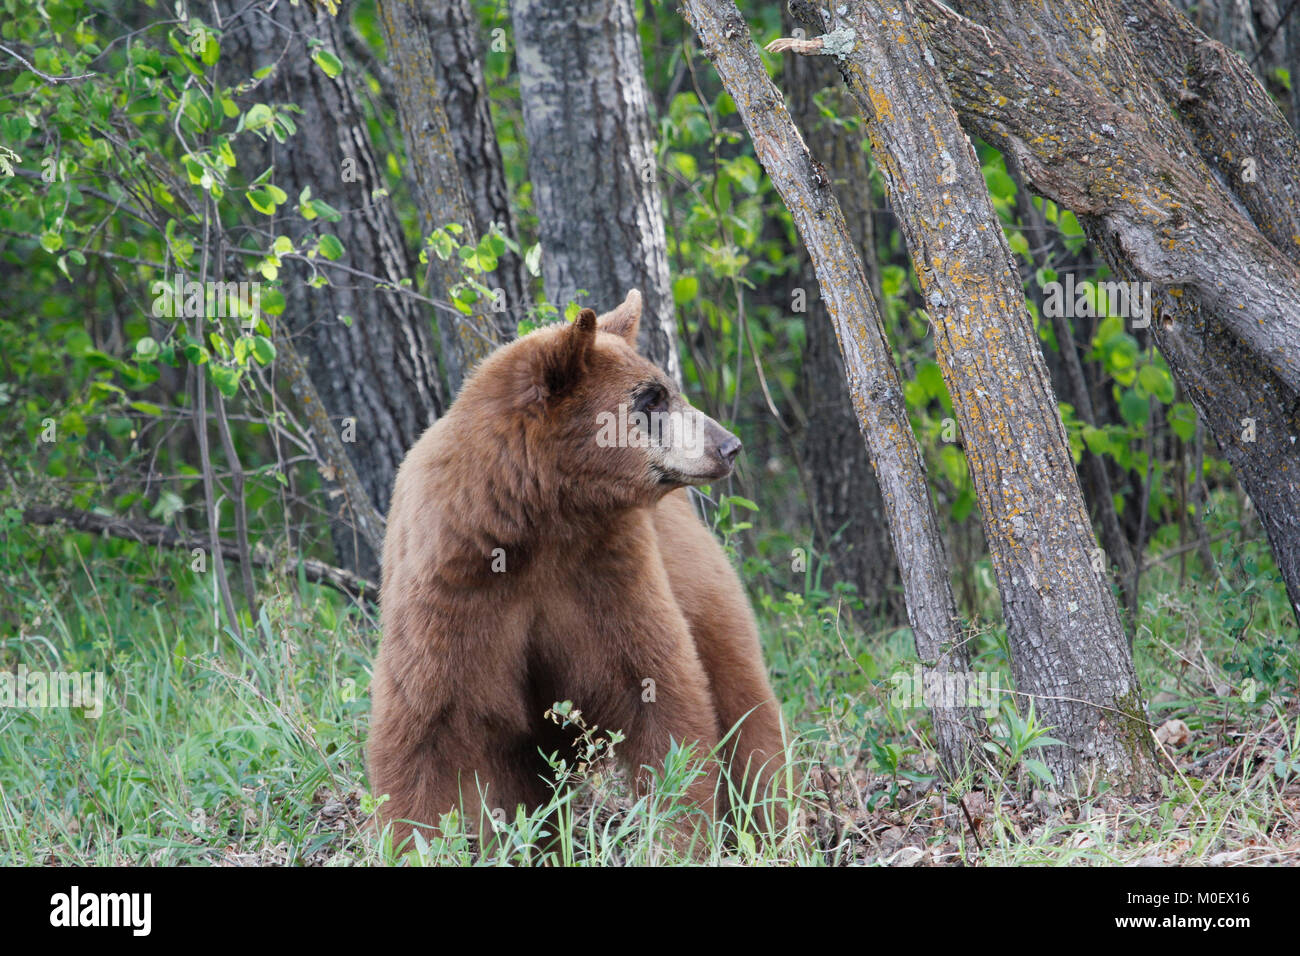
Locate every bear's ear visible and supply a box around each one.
[536,307,597,401]
[596,289,642,348]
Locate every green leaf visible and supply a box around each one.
[1138,363,1175,404]
[939,444,968,486]
[1103,334,1138,373]
[260,288,286,316]
[524,243,543,277]
[1082,425,1109,457]
[247,187,276,214]
[200,35,220,66]
[1024,759,1055,787]
[149,490,185,522]
[312,48,343,78]
[915,360,946,402]
[880,264,907,298]
[1119,389,1149,426]
[243,102,274,131]
[668,151,698,180]
[984,165,1017,201]
[672,275,699,306]
[210,365,242,398]
[209,333,232,361]
[134,336,161,360]
[1168,402,1198,443]
[251,336,276,365]
[317,234,344,260]
[1059,210,1083,237]
[724,155,761,193]
[425,229,456,261]
[951,486,976,522]
[308,198,343,222]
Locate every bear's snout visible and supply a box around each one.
[716,432,742,466]
[704,418,742,476]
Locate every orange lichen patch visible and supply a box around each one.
[866,84,895,122]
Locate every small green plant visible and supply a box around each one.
[985,699,1065,789]
[542,700,626,782]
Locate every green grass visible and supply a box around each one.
[0,504,1296,865]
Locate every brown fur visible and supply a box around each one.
[367,292,786,850]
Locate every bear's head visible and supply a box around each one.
[460,289,742,519]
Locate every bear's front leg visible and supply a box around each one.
[653,490,790,838]
[610,629,724,858]
[369,654,551,853]
[692,621,790,838]
[372,722,550,854]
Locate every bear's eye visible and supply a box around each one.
[633,384,669,415]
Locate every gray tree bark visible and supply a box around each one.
[1171,0,1294,118]
[684,0,985,776]
[219,0,434,574]
[1005,156,1137,620]
[772,0,1159,792]
[509,0,680,383]
[377,0,513,392]
[785,29,902,618]
[917,0,1300,627]
[424,0,529,319]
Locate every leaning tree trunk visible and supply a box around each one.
[219,0,436,574]
[377,0,513,392]
[910,0,1300,627]
[785,26,902,619]
[509,0,681,383]
[1171,0,1294,115]
[772,0,1159,793]
[1005,155,1137,620]
[683,0,985,776]
[424,0,529,320]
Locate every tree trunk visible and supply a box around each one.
[424,0,529,319]
[916,2,1300,393]
[218,0,432,574]
[919,0,1300,626]
[773,1,1159,792]
[683,0,984,776]
[1131,1,1300,247]
[509,0,681,383]
[1171,0,1294,115]
[785,28,902,618]
[1006,155,1137,620]
[376,0,513,392]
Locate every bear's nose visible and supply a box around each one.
[718,433,743,464]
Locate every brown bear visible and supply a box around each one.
[367,290,786,851]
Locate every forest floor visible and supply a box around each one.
[1,511,1297,866]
